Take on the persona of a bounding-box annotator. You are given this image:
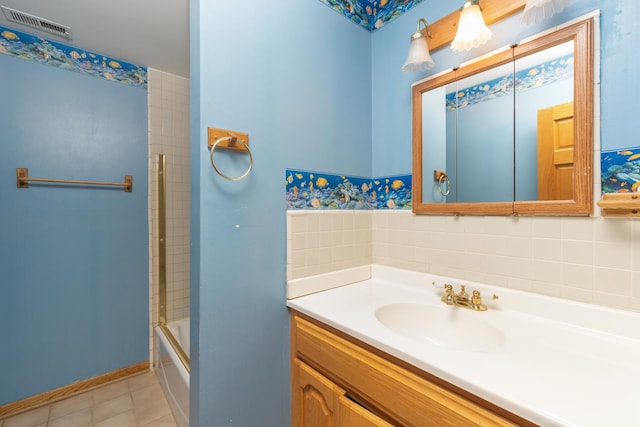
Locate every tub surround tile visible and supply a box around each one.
[148,69,191,368]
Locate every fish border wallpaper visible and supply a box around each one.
[286,169,411,210]
[601,148,640,194]
[319,0,424,31]
[0,26,147,88]
[446,53,574,111]
[287,146,640,211]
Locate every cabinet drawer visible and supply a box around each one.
[291,313,529,427]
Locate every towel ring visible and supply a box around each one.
[209,136,253,181]
[438,173,450,196]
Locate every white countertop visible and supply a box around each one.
[286,265,640,427]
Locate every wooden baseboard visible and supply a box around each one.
[0,361,149,420]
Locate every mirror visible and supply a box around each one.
[412,17,593,215]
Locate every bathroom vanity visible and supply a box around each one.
[287,265,640,426]
[291,313,529,426]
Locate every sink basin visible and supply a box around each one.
[375,303,506,352]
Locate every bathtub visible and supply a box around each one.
[155,318,190,427]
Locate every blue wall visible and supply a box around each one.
[191,0,371,425]
[190,0,640,424]
[0,53,148,404]
[372,0,640,176]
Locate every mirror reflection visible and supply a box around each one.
[412,18,593,216]
[515,41,574,201]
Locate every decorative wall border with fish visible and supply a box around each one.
[0,26,147,88]
[601,147,640,194]
[318,0,424,31]
[445,53,574,111]
[286,169,411,210]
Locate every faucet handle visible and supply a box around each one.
[441,283,455,305]
[470,290,488,311]
[431,281,445,289]
[471,290,482,305]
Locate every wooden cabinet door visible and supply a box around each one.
[338,396,394,427]
[293,359,342,427]
[293,358,393,427]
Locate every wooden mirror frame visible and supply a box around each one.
[412,18,594,216]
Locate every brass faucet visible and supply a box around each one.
[441,284,497,311]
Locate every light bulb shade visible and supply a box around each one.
[451,1,493,52]
[402,35,435,72]
[521,0,572,25]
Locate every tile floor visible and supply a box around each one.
[0,371,177,427]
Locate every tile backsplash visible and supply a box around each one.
[287,210,640,313]
[287,210,372,281]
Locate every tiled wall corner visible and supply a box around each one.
[287,210,372,281]
[148,68,190,360]
[372,211,640,313]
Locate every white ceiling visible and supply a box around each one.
[0,0,189,77]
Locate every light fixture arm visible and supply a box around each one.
[460,0,481,12]
[412,18,432,40]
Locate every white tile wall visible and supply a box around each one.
[287,210,640,313]
[372,211,640,313]
[148,69,191,359]
[286,210,372,281]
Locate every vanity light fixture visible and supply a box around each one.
[521,0,572,25]
[401,18,435,72]
[451,0,493,52]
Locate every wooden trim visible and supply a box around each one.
[426,0,527,52]
[413,16,594,216]
[0,361,149,419]
[598,194,640,217]
[512,19,594,216]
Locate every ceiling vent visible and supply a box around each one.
[1,6,72,39]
